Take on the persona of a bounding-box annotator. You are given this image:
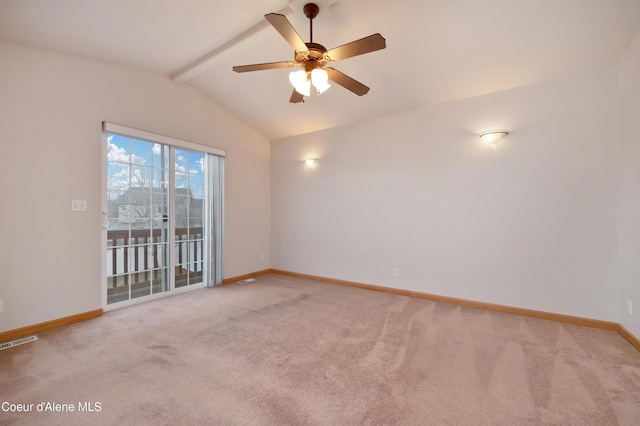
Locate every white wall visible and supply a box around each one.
[272,68,620,321]
[0,42,271,332]
[619,26,640,338]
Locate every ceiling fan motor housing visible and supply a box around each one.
[295,42,329,68]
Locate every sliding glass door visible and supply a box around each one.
[103,123,224,308]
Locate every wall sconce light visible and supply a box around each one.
[479,130,509,149]
[304,158,319,169]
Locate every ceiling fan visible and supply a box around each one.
[232,2,386,103]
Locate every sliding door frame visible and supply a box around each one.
[101,122,226,311]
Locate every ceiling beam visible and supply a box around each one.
[170,6,294,84]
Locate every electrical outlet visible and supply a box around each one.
[627,299,633,316]
[259,254,264,262]
[71,199,87,211]
[0,299,3,314]
[392,267,399,277]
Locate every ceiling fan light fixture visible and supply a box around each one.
[289,70,311,96]
[311,68,331,94]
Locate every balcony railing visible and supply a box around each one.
[107,227,203,304]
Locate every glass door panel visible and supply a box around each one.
[174,149,205,288]
[106,135,170,304]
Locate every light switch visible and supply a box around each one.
[71,199,87,211]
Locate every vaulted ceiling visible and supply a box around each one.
[1,0,639,140]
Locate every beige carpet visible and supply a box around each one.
[1,273,640,425]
